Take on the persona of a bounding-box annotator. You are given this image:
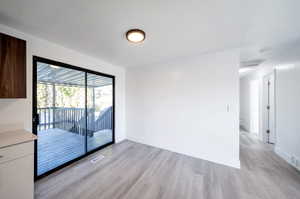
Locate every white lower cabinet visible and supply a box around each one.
[0,142,34,199]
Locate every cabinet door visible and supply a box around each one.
[0,33,26,98]
[0,155,34,199]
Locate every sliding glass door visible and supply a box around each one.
[35,64,86,176]
[86,73,113,151]
[33,57,114,179]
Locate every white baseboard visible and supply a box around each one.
[127,137,240,169]
[275,147,300,171]
[115,137,126,144]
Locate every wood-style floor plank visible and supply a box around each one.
[37,128,112,175]
[35,131,300,199]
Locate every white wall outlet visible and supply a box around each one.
[291,156,296,166]
[296,158,300,171]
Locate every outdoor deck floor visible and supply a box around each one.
[37,128,112,176]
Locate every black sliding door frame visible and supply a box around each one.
[32,56,115,180]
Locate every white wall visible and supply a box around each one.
[127,50,240,168]
[0,24,126,142]
[239,76,260,134]
[275,63,300,170]
[240,77,252,132]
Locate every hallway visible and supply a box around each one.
[35,131,300,199]
[239,131,300,198]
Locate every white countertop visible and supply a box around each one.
[0,129,37,149]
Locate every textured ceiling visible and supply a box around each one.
[0,0,299,67]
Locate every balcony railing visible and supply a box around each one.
[37,106,112,136]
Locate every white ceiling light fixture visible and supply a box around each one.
[126,29,146,43]
[50,65,60,69]
[275,64,295,70]
[239,67,254,74]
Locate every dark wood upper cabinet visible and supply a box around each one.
[0,33,26,98]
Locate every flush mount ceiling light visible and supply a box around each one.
[50,64,60,69]
[126,29,145,43]
[239,67,254,74]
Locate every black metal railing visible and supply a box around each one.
[94,107,113,132]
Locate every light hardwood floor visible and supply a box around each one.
[35,131,300,199]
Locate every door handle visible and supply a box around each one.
[33,113,40,125]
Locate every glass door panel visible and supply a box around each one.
[86,73,113,151]
[36,62,86,176]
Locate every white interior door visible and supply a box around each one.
[263,73,276,144]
